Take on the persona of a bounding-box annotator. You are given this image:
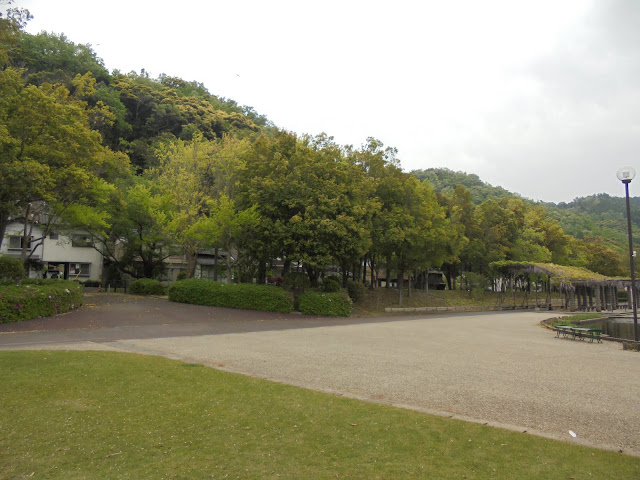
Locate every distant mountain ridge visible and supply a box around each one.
[412,168,638,257]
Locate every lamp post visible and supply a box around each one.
[617,166,639,342]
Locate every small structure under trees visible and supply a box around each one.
[489,261,626,312]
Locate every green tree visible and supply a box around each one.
[0,67,129,254]
[149,133,253,278]
[96,179,174,279]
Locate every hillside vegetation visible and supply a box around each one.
[0,9,630,308]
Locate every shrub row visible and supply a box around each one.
[299,291,353,317]
[168,278,294,313]
[129,278,166,295]
[0,280,83,323]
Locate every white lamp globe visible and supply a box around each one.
[617,166,636,182]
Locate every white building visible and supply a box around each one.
[0,221,104,283]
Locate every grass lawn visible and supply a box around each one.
[1,351,638,479]
[353,288,565,315]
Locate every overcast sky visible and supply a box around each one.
[14,0,640,203]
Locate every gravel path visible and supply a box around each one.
[2,294,639,456]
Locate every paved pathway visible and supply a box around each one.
[1,293,639,456]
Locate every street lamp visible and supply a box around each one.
[617,166,639,342]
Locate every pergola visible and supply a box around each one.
[488,261,625,312]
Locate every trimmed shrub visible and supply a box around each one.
[346,280,366,303]
[0,280,83,323]
[0,257,25,284]
[129,278,166,296]
[299,291,353,317]
[168,278,294,313]
[323,275,341,292]
[81,280,101,287]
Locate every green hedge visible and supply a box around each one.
[168,279,294,313]
[0,280,83,323]
[298,291,353,317]
[0,257,24,284]
[129,278,166,295]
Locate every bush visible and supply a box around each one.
[176,271,188,281]
[0,257,25,284]
[129,278,166,296]
[284,271,310,292]
[323,275,341,292]
[299,292,353,317]
[346,280,366,303]
[0,280,83,323]
[81,280,101,287]
[168,278,294,313]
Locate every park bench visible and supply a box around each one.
[554,325,602,343]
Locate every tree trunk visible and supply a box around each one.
[257,260,267,284]
[20,203,33,269]
[306,265,319,288]
[225,241,232,283]
[385,255,392,289]
[185,248,198,278]
[362,257,367,284]
[370,256,376,289]
[398,267,404,306]
[0,211,9,251]
[213,247,218,281]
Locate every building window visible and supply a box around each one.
[69,263,91,277]
[8,236,31,250]
[49,232,59,240]
[71,234,93,248]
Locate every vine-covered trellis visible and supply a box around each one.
[489,261,626,311]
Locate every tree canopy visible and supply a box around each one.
[0,13,630,292]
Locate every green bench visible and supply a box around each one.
[554,325,602,343]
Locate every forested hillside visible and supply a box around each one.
[415,168,633,278]
[0,9,631,301]
[545,194,640,257]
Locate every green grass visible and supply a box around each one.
[353,288,565,315]
[561,313,607,322]
[550,313,606,327]
[1,351,639,479]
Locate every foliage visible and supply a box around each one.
[0,256,24,283]
[0,66,130,255]
[0,280,82,323]
[323,275,341,292]
[129,278,165,296]
[346,280,367,303]
[168,278,294,313]
[412,167,514,204]
[298,291,353,317]
[92,178,175,279]
[462,272,490,301]
[3,14,634,298]
[284,271,310,293]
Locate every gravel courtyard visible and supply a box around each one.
[1,294,638,456]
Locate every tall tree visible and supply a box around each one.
[149,133,253,278]
[0,67,129,253]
